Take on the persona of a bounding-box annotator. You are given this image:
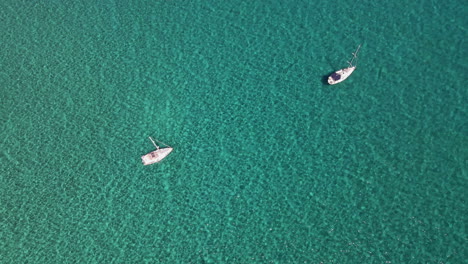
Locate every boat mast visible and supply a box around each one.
[348,44,362,68]
[149,137,159,150]
[153,138,172,148]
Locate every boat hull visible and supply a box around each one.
[328,66,356,85]
[141,147,173,165]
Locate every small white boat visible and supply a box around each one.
[328,44,362,85]
[141,137,173,165]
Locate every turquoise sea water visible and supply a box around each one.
[1,0,466,263]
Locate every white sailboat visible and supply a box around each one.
[328,44,362,85]
[141,137,173,165]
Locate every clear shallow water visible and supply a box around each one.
[1,0,466,263]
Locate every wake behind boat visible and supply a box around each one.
[141,137,173,165]
[328,44,362,85]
